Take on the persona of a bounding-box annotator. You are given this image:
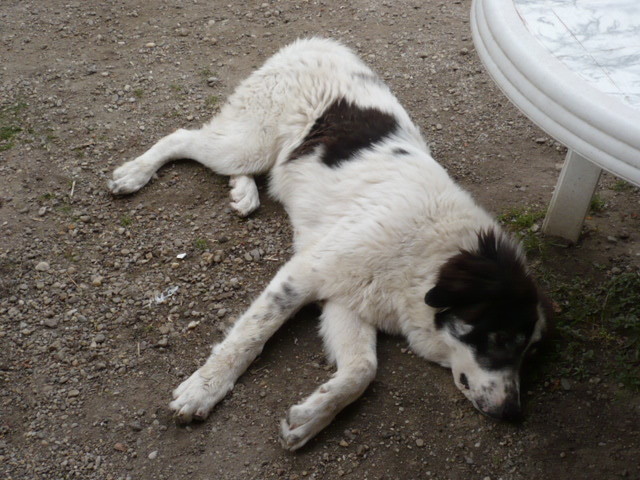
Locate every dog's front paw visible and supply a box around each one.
[169,367,234,424]
[108,159,155,195]
[279,403,334,451]
[229,175,260,217]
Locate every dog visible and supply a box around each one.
[109,38,549,450]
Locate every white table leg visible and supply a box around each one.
[542,149,601,243]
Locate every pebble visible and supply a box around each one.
[145,42,156,48]
[535,137,547,144]
[35,261,50,271]
[148,450,158,460]
[38,206,47,216]
[94,333,106,344]
[416,438,425,447]
[67,389,80,398]
[561,378,571,391]
[91,275,104,286]
[44,318,58,329]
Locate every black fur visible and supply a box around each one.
[425,229,541,370]
[289,98,398,167]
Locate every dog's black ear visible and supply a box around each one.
[424,286,452,308]
[425,230,535,312]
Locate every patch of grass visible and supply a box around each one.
[611,180,635,192]
[498,206,547,256]
[57,204,73,215]
[551,271,640,390]
[169,84,183,92]
[589,194,606,213]
[0,102,27,151]
[205,95,219,107]
[200,67,213,77]
[193,238,209,251]
[40,193,56,201]
[133,88,144,99]
[120,215,133,227]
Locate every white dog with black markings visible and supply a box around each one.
[109,38,550,450]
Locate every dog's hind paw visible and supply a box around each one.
[169,367,234,424]
[229,175,260,217]
[108,159,155,195]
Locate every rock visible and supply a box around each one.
[44,318,58,329]
[67,389,80,398]
[35,261,50,271]
[94,333,106,344]
[91,275,104,286]
[561,378,571,391]
[148,450,158,460]
[415,438,425,447]
[38,206,47,216]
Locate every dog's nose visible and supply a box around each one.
[483,399,522,422]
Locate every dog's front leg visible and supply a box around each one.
[170,255,316,423]
[280,301,377,451]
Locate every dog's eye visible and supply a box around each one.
[459,373,470,390]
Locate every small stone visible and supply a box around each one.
[44,318,58,329]
[38,206,47,216]
[35,261,50,271]
[187,321,199,330]
[129,421,143,432]
[148,450,158,460]
[114,443,127,452]
[94,333,106,344]
[416,438,425,447]
[207,76,219,86]
[535,137,547,144]
[460,47,469,55]
[339,439,349,447]
[606,236,618,243]
[145,42,156,48]
[560,452,566,458]
[67,389,80,398]
[157,337,168,347]
[561,378,571,391]
[91,275,104,286]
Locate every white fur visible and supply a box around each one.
[109,38,535,450]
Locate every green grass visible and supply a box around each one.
[0,102,26,151]
[133,88,144,99]
[498,207,547,256]
[589,194,606,213]
[611,180,635,192]
[193,238,209,251]
[205,95,219,108]
[120,215,133,227]
[200,68,213,78]
[549,271,640,390]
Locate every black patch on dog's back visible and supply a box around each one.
[289,98,398,168]
[425,229,542,370]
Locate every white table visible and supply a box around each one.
[471,0,640,242]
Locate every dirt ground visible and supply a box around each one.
[1,1,639,479]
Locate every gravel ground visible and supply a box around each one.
[1,1,639,479]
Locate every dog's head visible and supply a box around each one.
[425,229,550,421]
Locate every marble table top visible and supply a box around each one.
[515,0,640,109]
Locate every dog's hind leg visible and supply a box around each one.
[169,254,317,423]
[280,302,377,451]
[109,109,275,216]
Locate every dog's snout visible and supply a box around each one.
[482,396,522,422]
